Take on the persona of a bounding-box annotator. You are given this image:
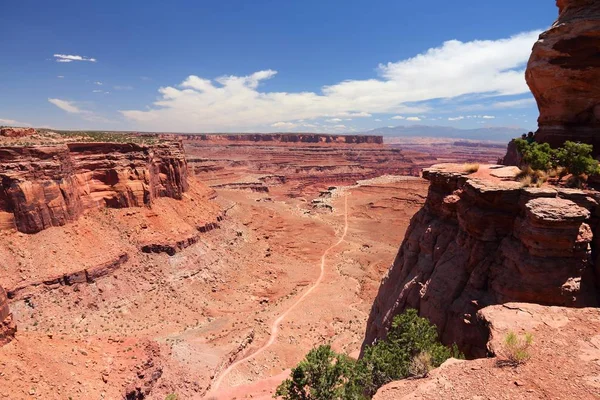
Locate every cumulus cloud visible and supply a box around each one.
[121,30,540,132]
[326,118,343,123]
[94,81,103,86]
[482,115,496,119]
[54,54,97,63]
[391,116,405,120]
[448,116,465,121]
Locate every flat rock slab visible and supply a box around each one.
[489,166,520,179]
[525,197,590,222]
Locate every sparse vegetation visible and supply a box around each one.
[165,394,179,400]
[463,163,480,174]
[499,331,533,366]
[515,139,600,187]
[275,309,461,399]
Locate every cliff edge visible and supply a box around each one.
[362,164,600,357]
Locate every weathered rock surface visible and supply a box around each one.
[0,127,36,138]
[362,164,600,357]
[527,0,600,151]
[374,303,600,400]
[0,285,16,346]
[0,141,188,233]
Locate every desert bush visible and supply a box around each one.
[408,351,433,378]
[555,141,600,178]
[275,345,366,400]
[276,310,460,399]
[515,139,555,171]
[500,331,533,366]
[463,163,480,174]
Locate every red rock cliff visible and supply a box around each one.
[0,285,15,346]
[527,0,600,150]
[162,133,384,145]
[362,164,600,357]
[0,141,188,233]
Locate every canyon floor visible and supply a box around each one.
[0,133,508,399]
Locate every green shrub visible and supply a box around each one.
[358,309,461,396]
[275,309,461,399]
[555,141,600,177]
[275,345,366,400]
[515,139,556,171]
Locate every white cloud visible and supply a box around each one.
[48,98,82,114]
[492,98,536,109]
[406,117,422,122]
[48,98,112,123]
[271,121,297,129]
[121,30,540,132]
[94,81,103,86]
[92,90,103,93]
[326,118,343,123]
[374,118,382,122]
[391,115,405,120]
[57,75,64,79]
[0,118,31,126]
[448,116,465,121]
[54,54,97,63]
[482,115,496,119]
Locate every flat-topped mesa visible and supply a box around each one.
[0,141,188,233]
[362,164,600,357]
[162,133,384,145]
[0,285,16,346]
[527,0,600,151]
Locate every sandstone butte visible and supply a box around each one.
[527,0,600,153]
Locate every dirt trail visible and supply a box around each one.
[210,195,349,393]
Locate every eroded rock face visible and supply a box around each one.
[362,164,600,357]
[527,0,600,150]
[0,285,16,346]
[167,133,384,144]
[0,141,189,233]
[0,127,36,138]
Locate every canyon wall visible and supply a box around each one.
[362,165,600,357]
[163,133,384,145]
[527,0,600,151]
[0,285,15,346]
[0,141,188,233]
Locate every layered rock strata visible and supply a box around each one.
[0,285,16,346]
[526,0,600,151]
[363,164,600,357]
[0,141,188,233]
[163,133,384,145]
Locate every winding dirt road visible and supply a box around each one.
[210,195,350,393]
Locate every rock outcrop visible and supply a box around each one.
[0,141,188,233]
[527,0,600,151]
[0,285,16,346]
[165,133,384,145]
[362,164,600,357]
[0,127,36,138]
[374,302,600,400]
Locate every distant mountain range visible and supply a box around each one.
[365,125,526,142]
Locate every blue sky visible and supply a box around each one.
[0,0,556,134]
